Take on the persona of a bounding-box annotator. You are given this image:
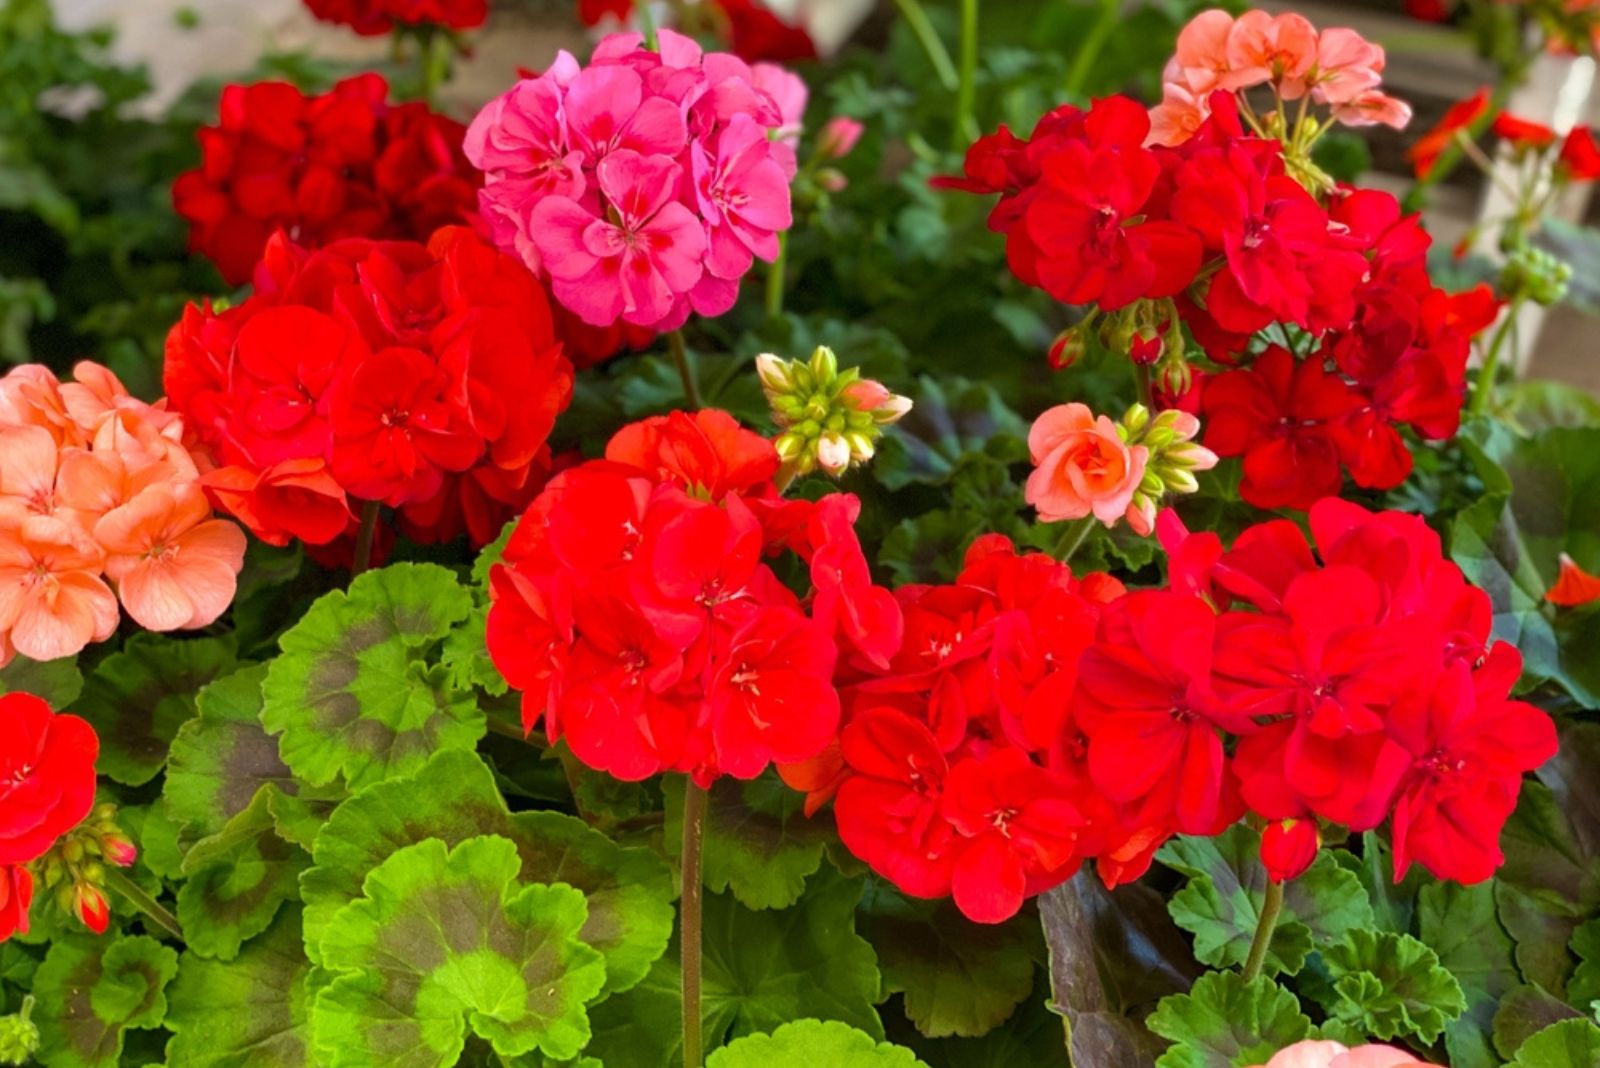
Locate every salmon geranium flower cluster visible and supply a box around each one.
[0,362,247,662]
[163,226,575,552]
[464,29,803,331]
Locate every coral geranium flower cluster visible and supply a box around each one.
[1150,500,1556,885]
[0,693,101,942]
[939,12,1498,511]
[0,363,246,662]
[173,73,480,285]
[485,409,893,786]
[464,30,802,331]
[163,226,574,550]
[303,0,486,34]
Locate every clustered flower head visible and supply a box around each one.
[758,346,911,480]
[0,692,123,944]
[173,73,480,285]
[938,11,1498,512]
[485,409,901,786]
[303,0,486,35]
[1025,402,1217,536]
[464,30,803,331]
[164,226,574,552]
[0,362,247,662]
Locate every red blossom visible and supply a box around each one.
[304,0,486,34]
[1406,87,1492,178]
[0,693,99,867]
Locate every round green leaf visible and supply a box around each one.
[1511,1018,1600,1067]
[312,836,607,1067]
[32,935,178,1068]
[164,910,313,1067]
[663,773,830,911]
[707,1020,926,1067]
[1317,929,1466,1046]
[261,563,481,791]
[1147,971,1311,1068]
[176,788,308,961]
[300,749,672,993]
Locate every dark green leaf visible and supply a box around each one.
[1316,930,1466,1045]
[32,935,178,1068]
[1147,971,1311,1068]
[664,773,830,911]
[164,910,313,1067]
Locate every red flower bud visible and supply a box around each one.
[1047,328,1086,371]
[1261,819,1321,883]
[74,884,110,935]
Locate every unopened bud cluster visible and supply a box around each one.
[0,997,37,1067]
[1499,244,1572,307]
[1117,403,1218,533]
[36,803,136,935]
[1049,299,1193,395]
[758,346,911,480]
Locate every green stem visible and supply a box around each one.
[668,330,703,409]
[352,500,381,577]
[1402,79,1518,213]
[765,231,788,320]
[484,716,528,741]
[1053,516,1096,564]
[637,0,659,51]
[417,27,446,108]
[105,869,183,943]
[681,779,708,1068]
[1241,879,1285,982]
[892,0,959,92]
[952,0,979,150]
[1063,0,1118,99]
[1469,298,1522,417]
[1133,362,1153,409]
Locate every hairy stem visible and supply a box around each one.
[668,330,703,409]
[952,0,980,150]
[765,231,788,320]
[1470,298,1522,417]
[681,779,708,1068]
[352,500,381,577]
[1241,879,1285,982]
[892,0,959,92]
[1053,516,1096,564]
[106,869,184,943]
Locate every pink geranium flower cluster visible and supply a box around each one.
[1149,8,1410,145]
[464,30,803,331]
[0,363,247,664]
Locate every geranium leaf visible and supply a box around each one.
[311,835,607,1066]
[164,910,313,1067]
[300,748,672,993]
[1492,984,1585,1059]
[74,632,239,786]
[1315,929,1466,1045]
[1509,1018,1600,1067]
[872,375,1028,491]
[863,888,1034,1039]
[663,773,830,911]
[587,872,884,1067]
[0,653,82,708]
[1568,918,1600,1009]
[163,663,339,850]
[176,787,308,961]
[1493,781,1600,995]
[1419,881,1519,1067]
[261,562,482,791]
[706,1020,926,1067]
[1159,826,1372,976]
[1146,971,1311,1068]
[32,934,178,1068]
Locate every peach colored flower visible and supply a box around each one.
[1025,403,1148,526]
[1333,90,1413,130]
[0,365,83,447]
[1148,83,1210,147]
[0,426,67,526]
[1305,27,1386,105]
[0,516,117,661]
[95,483,247,632]
[1169,8,1239,94]
[1225,11,1318,91]
[1247,1040,1437,1068]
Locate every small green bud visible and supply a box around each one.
[0,997,39,1067]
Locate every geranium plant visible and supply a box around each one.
[1,2,1599,1067]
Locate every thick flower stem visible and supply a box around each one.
[1133,362,1153,409]
[1469,298,1522,418]
[668,330,703,409]
[681,779,709,1068]
[106,869,184,943]
[1241,879,1285,982]
[892,0,958,93]
[637,0,659,51]
[765,232,788,320]
[352,500,382,577]
[417,27,447,108]
[951,0,979,151]
[1053,516,1095,564]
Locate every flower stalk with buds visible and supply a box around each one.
[758,346,911,482]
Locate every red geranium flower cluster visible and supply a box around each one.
[0,693,101,941]
[485,409,889,786]
[303,0,486,35]
[173,73,480,285]
[781,535,1143,924]
[940,87,1497,510]
[164,226,573,550]
[1149,500,1555,885]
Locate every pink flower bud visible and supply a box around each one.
[817,431,851,475]
[840,378,890,410]
[100,835,138,868]
[817,116,864,161]
[74,884,110,935]
[817,168,849,193]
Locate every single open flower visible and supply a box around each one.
[1025,403,1148,526]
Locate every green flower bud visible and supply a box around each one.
[0,997,39,1067]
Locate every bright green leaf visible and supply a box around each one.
[74,633,238,786]
[1146,971,1311,1068]
[164,910,313,1067]
[1316,929,1466,1045]
[707,1020,926,1067]
[664,773,830,911]
[1510,1018,1600,1067]
[312,836,607,1066]
[300,749,672,992]
[587,872,884,1067]
[261,563,481,790]
[1160,826,1372,976]
[862,889,1034,1039]
[32,935,178,1068]
[175,787,308,960]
